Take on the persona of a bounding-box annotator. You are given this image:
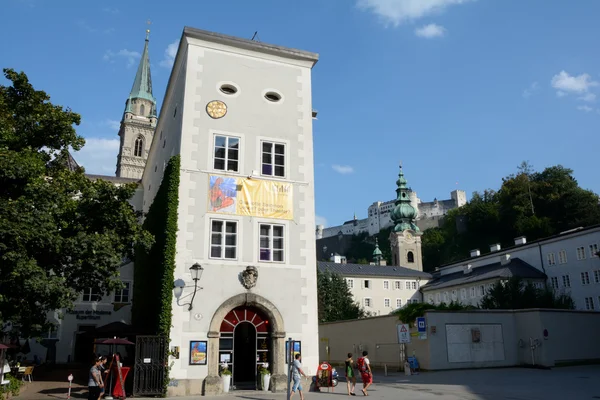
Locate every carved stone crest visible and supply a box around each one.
[240,266,258,290]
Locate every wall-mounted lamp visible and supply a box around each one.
[173,263,204,311]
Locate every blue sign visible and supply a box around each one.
[417,317,426,333]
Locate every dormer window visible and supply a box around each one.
[134,136,144,157]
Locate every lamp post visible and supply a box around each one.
[173,263,204,311]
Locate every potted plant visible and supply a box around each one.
[220,362,232,393]
[258,362,271,392]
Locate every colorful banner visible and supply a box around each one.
[208,175,293,220]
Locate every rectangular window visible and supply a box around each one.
[394,281,402,290]
[412,299,419,304]
[443,292,449,303]
[411,281,417,290]
[213,135,239,172]
[547,253,556,266]
[558,250,567,264]
[113,281,131,303]
[461,288,467,300]
[470,287,476,298]
[346,278,354,289]
[210,220,237,259]
[82,288,101,302]
[261,141,285,177]
[585,297,595,310]
[562,275,571,288]
[577,246,586,260]
[435,293,441,304]
[479,285,485,296]
[551,277,559,289]
[259,224,284,262]
[384,298,390,308]
[534,282,543,289]
[383,280,389,290]
[364,298,371,307]
[594,270,600,284]
[590,244,599,258]
[396,298,402,308]
[581,271,590,285]
[451,290,457,301]
[364,280,371,289]
[427,295,434,304]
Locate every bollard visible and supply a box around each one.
[67,374,73,399]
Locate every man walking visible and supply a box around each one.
[356,351,372,396]
[290,353,307,400]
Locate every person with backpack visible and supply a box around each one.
[356,351,372,396]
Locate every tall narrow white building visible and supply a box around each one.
[139,27,320,395]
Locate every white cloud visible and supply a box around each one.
[315,215,328,227]
[105,119,120,131]
[577,105,593,112]
[415,23,446,38]
[551,71,598,95]
[578,93,596,102]
[159,40,179,68]
[357,0,474,26]
[72,138,120,175]
[332,164,354,174]
[522,81,539,98]
[103,49,141,68]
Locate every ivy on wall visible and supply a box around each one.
[132,155,180,338]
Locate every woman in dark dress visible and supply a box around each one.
[345,353,356,396]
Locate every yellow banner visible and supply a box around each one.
[208,175,293,220]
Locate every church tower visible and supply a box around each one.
[115,29,157,179]
[389,165,423,271]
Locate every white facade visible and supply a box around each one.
[422,226,600,310]
[139,27,319,395]
[316,189,467,239]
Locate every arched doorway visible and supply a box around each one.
[219,306,272,390]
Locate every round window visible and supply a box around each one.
[220,84,238,95]
[264,91,282,102]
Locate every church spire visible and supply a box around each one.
[390,164,419,232]
[125,26,156,117]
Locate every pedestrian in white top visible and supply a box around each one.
[290,353,307,400]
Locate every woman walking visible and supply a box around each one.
[88,357,104,400]
[345,353,356,396]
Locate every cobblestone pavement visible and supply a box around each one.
[15,365,600,399]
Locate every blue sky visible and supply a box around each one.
[2,0,598,228]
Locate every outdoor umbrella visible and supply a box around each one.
[94,337,134,399]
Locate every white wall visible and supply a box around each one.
[345,275,425,316]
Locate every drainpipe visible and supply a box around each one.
[537,243,547,274]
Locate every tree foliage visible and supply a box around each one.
[0,68,152,337]
[393,302,476,327]
[480,278,575,310]
[317,270,368,322]
[423,162,600,269]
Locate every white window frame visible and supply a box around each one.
[412,299,418,304]
[479,285,485,296]
[470,287,476,298]
[551,277,559,289]
[427,295,434,304]
[460,288,467,300]
[82,288,102,302]
[384,298,390,308]
[213,134,240,172]
[396,298,402,308]
[581,271,590,285]
[576,246,586,261]
[383,280,390,290]
[346,278,354,289]
[258,223,285,263]
[435,293,441,304]
[585,297,595,310]
[363,280,371,289]
[547,253,556,266]
[260,140,286,178]
[210,219,238,260]
[394,281,402,290]
[590,244,599,258]
[451,290,457,301]
[562,275,571,288]
[113,281,132,303]
[558,250,567,264]
[594,270,600,284]
[443,292,449,303]
[364,298,372,308]
[411,281,417,290]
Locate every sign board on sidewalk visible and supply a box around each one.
[397,323,411,343]
[417,317,426,333]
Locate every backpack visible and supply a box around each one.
[357,357,366,373]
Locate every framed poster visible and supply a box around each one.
[189,341,207,365]
[286,341,301,364]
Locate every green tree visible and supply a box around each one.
[317,270,368,322]
[393,302,476,327]
[0,69,151,337]
[480,278,574,310]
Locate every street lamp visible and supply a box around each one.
[173,263,204,311]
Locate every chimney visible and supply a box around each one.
[500,254,511,265]
[514,236,527,246]
[490,243,501,252]
[470,249,480,258]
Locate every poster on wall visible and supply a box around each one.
[208,175,293,220]
[286,341,301,364]
[189,341,207,365]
